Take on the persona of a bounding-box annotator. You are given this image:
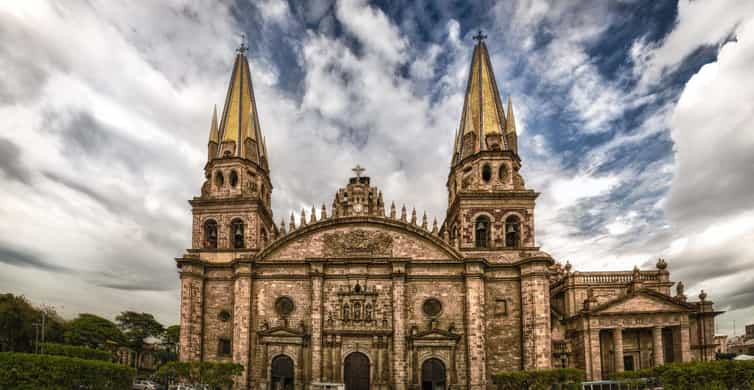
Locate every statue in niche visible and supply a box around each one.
[201,180,210,197]
[365,303,373,321]
[353,302,362,320]
[342,304,350,321]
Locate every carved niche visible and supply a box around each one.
[323,229,393,257]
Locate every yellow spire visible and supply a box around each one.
[216,43,265,163]
[208,105,219,144]
[453,31,510,164]
[506,96,516,134]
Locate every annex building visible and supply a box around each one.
[176,35,720,390]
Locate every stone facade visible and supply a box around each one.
[176,37,721,390]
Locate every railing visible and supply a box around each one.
[572,272,659,285]
[580,379,659,390]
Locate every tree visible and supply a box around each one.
[0,293,64,353]
[116,311,164,369]
[64,313,123,350]
[0,294,37,352]
[156,361,243,390]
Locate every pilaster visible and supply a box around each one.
[520,259,552,370]
[233,261,253,388]
[653,326,664,367]
[391,261,408,390]
[310,261,325,382]
[464,261,486,390]
[179,261,205,362]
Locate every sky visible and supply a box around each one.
[0,0,753,334]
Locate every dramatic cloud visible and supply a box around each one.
[0,1,752,333]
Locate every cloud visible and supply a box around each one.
[0,138,29,183]
[0,245,69,272]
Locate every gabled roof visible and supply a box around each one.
[589,288,695,315]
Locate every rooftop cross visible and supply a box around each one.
[237,33,248,54]
[352,164,366,178]
[473,29,487,44]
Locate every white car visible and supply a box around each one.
[133,380,160,390]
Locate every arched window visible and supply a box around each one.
[505,215,521,248]
[353,302,362,320]
[482,164,492,182]
[231,219,244,249]
[204,219,218,248]
[215,171,224,187]
[229,170,238,187]
[498,164,508,181]
[475,216,490,248]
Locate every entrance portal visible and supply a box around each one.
[271,355,294,390]
[421,358,446,390]
[344,352,370,390]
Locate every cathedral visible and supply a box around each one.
[176,35,720,390]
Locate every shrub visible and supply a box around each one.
[40,342,112,361]
[0,352,134,390]
[608,360,754,390]
[156,361,244,389]
[493,368,585,390]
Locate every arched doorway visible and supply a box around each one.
[421,358,446,390]
[270,355,294,390]
[344,352,370,390]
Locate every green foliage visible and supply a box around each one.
[116,311,164,353]
[0,351,134,390]
[493,368,585,390]
[0,293,65,352]
[165,325,180,346]
[156,361,244,389]
[40,342,112,361]
[65,313,124,349]
[608,360,754,390]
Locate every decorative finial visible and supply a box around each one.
[401,205,407,222]
[237,33,248,54]
[321,203,327,220]
[390,202,396,219]
[676,281,685,299]
[632,265,640,280]
[564,261,572,273]
[310,206,317,223]
[352,164,366,178]
[699,290,707,302]
[656,257,668,270]
[279,219,287,235]
[421,212,428,229]
[289,211,296,230]
[300,208,307,226]
[473,29,487,44]
[432,218,438,234]
[411,208,417,225]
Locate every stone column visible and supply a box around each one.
[310,262,325,382]
[653,326,664,367]
[680,321,692,362]
[464,261,486,390]
[323,335,331,381]
[335,336,343,382]
[232,262,254,388]
[588,327,602,381]
[178,262,205,362]
[391,261,408,390]
[613,327,624,373]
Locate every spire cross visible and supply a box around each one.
[237,33,248,54]
[473,30,487,44]
[352,164,366,178]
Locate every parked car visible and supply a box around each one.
[133,379,160,390]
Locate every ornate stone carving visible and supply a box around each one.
[323,229,393,256]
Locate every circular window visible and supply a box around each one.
[275,296,295,316]
[229,170,239,187]
[218,310,231,322]
[422,298,443,318]
[482,164,492,182]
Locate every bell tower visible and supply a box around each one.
[191,43,275,253]
[444,31,538,253]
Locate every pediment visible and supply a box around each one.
[258,217,461,261]
[593,291,691,315]
[258,326,306,338]
[410,328,461,341]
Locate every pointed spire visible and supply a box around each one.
[279,219,287,235]
[505,96,518,154]
[432,218,438,234]
[400,205,407,222]
[390,202,397,219]
[421,212,428,230]
[289,211,296,231]
[209,105,219,144]
[411,208,417,225]
[300,208,307,226]
[215,46,266,164]
[321,204,327,220]
[453,31,510,165]
[310,206,317,224]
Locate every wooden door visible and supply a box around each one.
[344,352,370,390]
